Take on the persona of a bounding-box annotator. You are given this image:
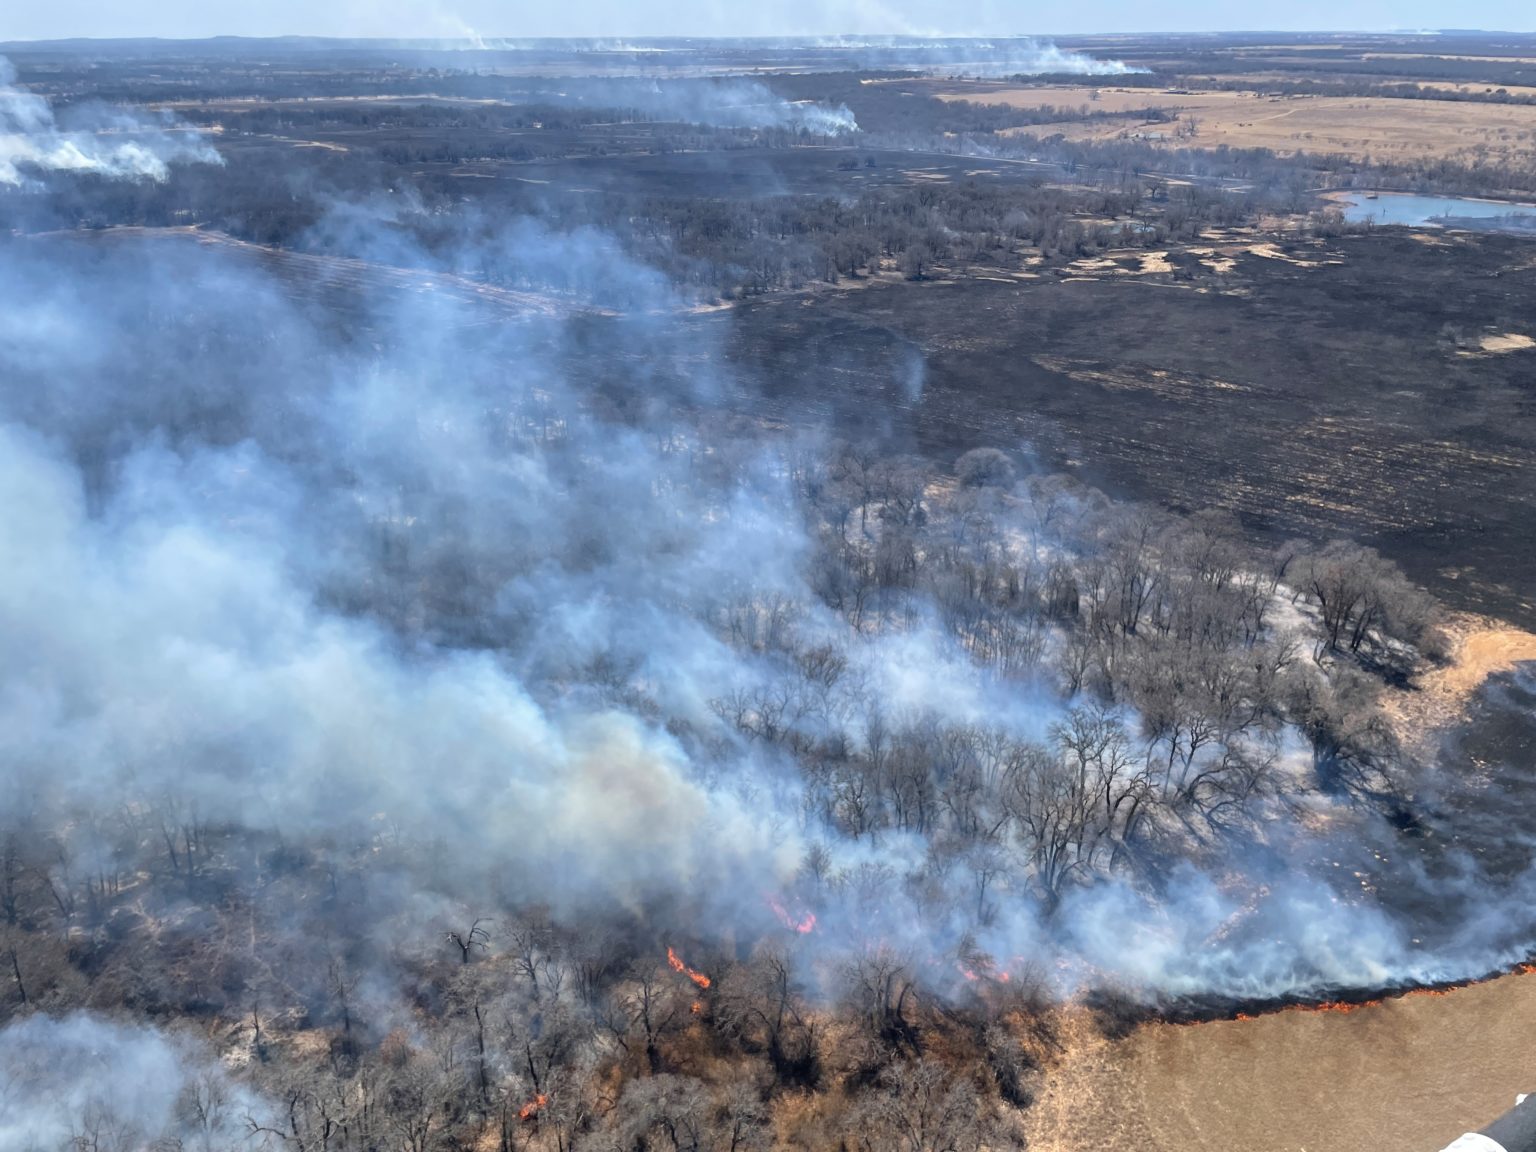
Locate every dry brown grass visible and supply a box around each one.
[1380,611,1536,755]
[934,83,1536,164]
[1468,332,1536,356]
[1024,971,1536,1152]
[1213,72,1536,100]
[1363,52,1536,64]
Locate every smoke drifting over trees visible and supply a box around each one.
[0,57,220,186]
[0,1015,267,1151]
[513,77,859,134]
[1,215,1491,1000]
[0,48,1529,1152]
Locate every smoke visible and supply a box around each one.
[0,77,1529,1016]
[0,57,221,187]
[510,76,858,134]
[0,1014,273,1152]
[605,78,857,134]
[818,36,1142,76]
[0,231,804,919]
[386,36,1138,80]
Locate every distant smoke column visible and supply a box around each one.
[0,54,220,185]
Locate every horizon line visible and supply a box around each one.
[1,28,1525,47]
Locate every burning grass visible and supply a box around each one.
[1024,962,1536,1152]
[667,946,712,989]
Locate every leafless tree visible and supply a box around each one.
[446,917,493,965]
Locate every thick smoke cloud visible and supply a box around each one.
[0,57,220,186]
[0,230,805,920]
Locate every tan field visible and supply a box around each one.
[935,85,1536,163]
[1027,971,1536,1152]
[1223,74,1536,100]
[1378,613,1536,755]
[1363,52,1536,64]
[1385,79,1536,98]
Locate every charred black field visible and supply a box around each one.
[3,30,1536,1152]
[711,228,1536,628]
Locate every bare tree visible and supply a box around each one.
[446,917,493,965]
[714,948,818,1086]
[849,1058,986,1152]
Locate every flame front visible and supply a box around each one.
[1220,969,1533,1025]
[666,946,711,989]
[766,894,816,934]
[518,1094,548,1121]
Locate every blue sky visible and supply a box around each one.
[3,0,1533,42]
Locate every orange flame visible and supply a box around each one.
[518,1094,548,1121]
[666,946,711,989]
[690,1000,703,1015]
[1213,969,1529,1026]
[766,894,817,934]
[956,955,1015,985]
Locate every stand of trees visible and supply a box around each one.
[0,429,1446,1151]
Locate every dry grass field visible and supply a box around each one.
[934,83,1536,163]
[1025,970,1536,1152]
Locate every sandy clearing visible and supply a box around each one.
[1245,242,1344,267]
[1380,613,1536,753]
[1474,332,1536,354]
[1421,618,1536,702]
[1059,250,1178,279]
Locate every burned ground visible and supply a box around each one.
[47,218,1536,629]
[709,229,1536,627]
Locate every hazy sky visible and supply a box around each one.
[3,0,1534,42]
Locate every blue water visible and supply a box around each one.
[1337,191,1536,231]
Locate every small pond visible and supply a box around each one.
[1334,191,1536,232]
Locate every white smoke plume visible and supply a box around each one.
[0,56,220,187]
[0,1014,273,1152]
[0,186,1528,1012]
[408,36,1138,80]
[804,36,1144,76]
[519,76,858,133]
